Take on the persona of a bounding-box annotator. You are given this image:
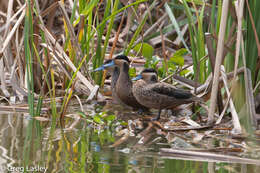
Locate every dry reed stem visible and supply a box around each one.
[10,59,28,97]
[233,0,245,79]
[220,66,242,134]
[241,38,258,128]
[58,1,82,58]
[0,8,25,54]
[0,58,10,97]
[208,0,229,124]
[173,24,188,45]
[160,148,260,165]
[4,0,14,38]
[39,24,104,99]
[135,13,168,45]
[205,33,224,113]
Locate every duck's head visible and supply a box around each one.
[132,68,158,83]
[93,55,130,72]
[113,55,130,67]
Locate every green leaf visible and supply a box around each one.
[168,65,176,72]
[158,67,165,78]
[86,119,94,123]
[170,56,184,66]
[144,55,160,68]
[133,43,154,58]
[164,3,191,53]
[151,56,160,68]
[93,115,104,124]
[119,121,128,126]
[173,48,188,57]
[185,0,204,5]
[77,111,87,118]
[129,67,137,78]
[81,0,99,16]
[180,69,190,76]
[170,48,187,66]
[104,115,116,122]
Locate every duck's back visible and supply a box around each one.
[134,82,200,109]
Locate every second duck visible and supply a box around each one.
[132,68,202,120]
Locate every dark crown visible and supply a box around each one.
[141,68,157,75]
[114,55,130,63]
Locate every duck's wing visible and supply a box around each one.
[150,83,192,99]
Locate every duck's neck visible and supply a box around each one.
[119,62,131,82]
[111,66,119,88]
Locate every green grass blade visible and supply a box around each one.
[24,0,34,116]
[124,0,156,55]
[164,2,191,53]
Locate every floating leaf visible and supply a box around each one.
[133,43,154,58]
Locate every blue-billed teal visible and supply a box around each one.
[94,59,122,104]
[94,55,149,112]
[132,68,202,120]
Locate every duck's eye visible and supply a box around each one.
[151,75,157,82]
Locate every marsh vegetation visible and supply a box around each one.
[0,0,260,172]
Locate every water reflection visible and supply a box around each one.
[0,112,259,173]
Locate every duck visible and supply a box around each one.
[132,68,203,120]
[94,55,149,112]
[94,59,122,104]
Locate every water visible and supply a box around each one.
[0,109,259,173]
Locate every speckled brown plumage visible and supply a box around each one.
[133,68,202,120]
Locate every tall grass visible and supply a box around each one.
[23,0,35,166]
[245,0,260,88]
[181,0,206,83]
[24,0,34,116]
[1,0,259,138]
